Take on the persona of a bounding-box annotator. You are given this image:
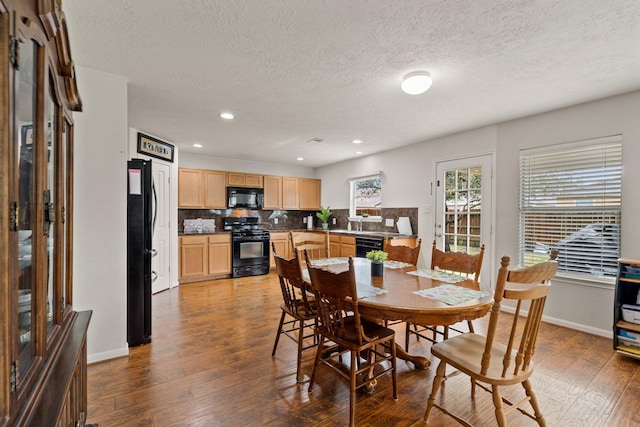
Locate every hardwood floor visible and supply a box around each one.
[86,273,640,426]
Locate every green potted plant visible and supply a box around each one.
[366,250,388,276]
[316,205,332,230]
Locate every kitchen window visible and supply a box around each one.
[350,174,382,219]
[518,135,622,280]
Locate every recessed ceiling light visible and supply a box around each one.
[354,151,363,155]
[352,139,363,144]
[401,71,432,95]
[193,143,203,148]
[296,157,304,161]
[219,112,235,120]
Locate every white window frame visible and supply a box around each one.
[349,173,382,222]
[518,135,622,283]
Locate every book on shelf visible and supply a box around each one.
[617,345,640,355]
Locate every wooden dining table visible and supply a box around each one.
[305,257,494,369]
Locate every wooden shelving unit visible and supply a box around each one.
[613,258,640,359]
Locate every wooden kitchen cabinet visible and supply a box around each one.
[340,235,357,257]
[178,168,204,207]
[270,232,290,268]
[329,235,341,258]
[282,177,300,209]
[227,172,263,188]
[180,234,232,281]
[179,235,208,278]
[179,168,227,208]
[263,175,283,209]
[208,234,231,275]
[179,168,321,211]
[203,170,227,208]
[299,178,321,210]
[1,2,90,425]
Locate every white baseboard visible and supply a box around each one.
[88,346,129,364]
[500,306,612,339]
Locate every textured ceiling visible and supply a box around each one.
[63,0,640,168]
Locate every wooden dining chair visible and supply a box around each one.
[422,253,558,427]
[406,240,485,351]
[382,238,422,328]
[305,252,398,427]
[290,231,330,270]
[290,231,330,258]
[271,244,319,383]
[383,238,422,266]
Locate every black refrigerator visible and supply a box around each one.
[127,159,154,347]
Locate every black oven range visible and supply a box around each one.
[224,217,270,278]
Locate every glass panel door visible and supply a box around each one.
[61,120,70,314]
[15,37,37,376]
[44,77,57,334]
[435,155,493,288]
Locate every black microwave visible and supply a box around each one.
[227,187,264,209]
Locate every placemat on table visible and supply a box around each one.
[412,284,488,305]
[308,257,349,267]
[407,269,466,283]
[383,260,413,269]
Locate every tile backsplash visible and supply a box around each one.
[178,207,418,235]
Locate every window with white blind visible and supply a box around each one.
[519,135,622,279]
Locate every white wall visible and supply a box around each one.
[72,63,639,359]
[318,90,640,337]
[179,152,315,177]
[495,90,640,335]
[73,67,129,362]
[318,125,497,268]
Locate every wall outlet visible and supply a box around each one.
[274,217,278,225]
[333,218,337,225]
[385,218,394,227]
[303,217,307,224]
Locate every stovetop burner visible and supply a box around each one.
[223,217,269,237]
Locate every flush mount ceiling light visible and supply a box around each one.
[219,112,235,120]
[401,71,432,95]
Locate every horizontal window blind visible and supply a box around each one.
[519,136,622,278]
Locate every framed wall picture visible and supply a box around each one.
[137,132,174,162]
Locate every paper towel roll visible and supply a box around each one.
[397,217,412,235]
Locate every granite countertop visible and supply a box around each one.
[179,231,230,236]
[179,229,416,239]
[269,228,416,239]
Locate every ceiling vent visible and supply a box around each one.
[307,137,324,144]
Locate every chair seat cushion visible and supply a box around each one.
[431,333,534,385]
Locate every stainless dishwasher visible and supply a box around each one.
[355,236,384,257]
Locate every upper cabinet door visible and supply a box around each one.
[203,170,226,208]
[178,168,203,207]
[299,178,321,210]
[282,177,299,210]
[263,175,282,209]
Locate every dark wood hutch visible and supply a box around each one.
[1,0,91,425]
